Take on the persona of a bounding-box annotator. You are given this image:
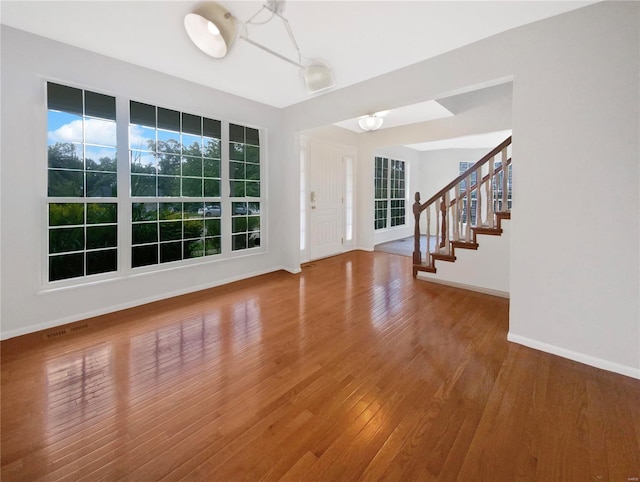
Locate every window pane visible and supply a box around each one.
[47,83,83,115]
[230,143,244,161]
[248,216,260,231]
[205,218,221,236]
[87,225,117,249]
[129,125,155,151]
[245,145,259,163]
[182,178,203,197]
[203,118,221,139]
[231,162,245,179]
[132,203,158,222]
[49,203,84,226]
[132,245,158,268]
[158,154,181,176]
[49,227,84,254]
[232,217,247,233]
[203,138,221,159]
[246,181,260,197]
[87,203,117,224]
[204,179,220,197]
[232,234,247,251]
[157,107,180,131]
[184,202,204,219]
[182,134,202,157]
[184,239,204,259]
[248,232,260,248]
[182,113,201,136]
[232,202,247,215]
[246,127,259,146]
[86,249,117,275]
[48,140,83,169]
[160,242,182,263]
[86,172,117,197]
[47,110,84,145]
[160,221,182,242]
[202,203,221,218]
[184,220,204,239]
[130,151,156,174]
[159,203,182,220]
[48,170,84,197]
[248,202,260,214]
[229,124,244,143]
[231,181,245,197]
[157,130,181,154]
[157,176,180,197]
[85,91,116,120]
[132,223,158,244]
[130,101,156,127]
[85,118,116,147]
[182,156,202,177]
[246,163,260,180]
[131,175,156,197]
[49,253,84,281]
[85,146,117,172]
[205,237,221,255]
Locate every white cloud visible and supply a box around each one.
[48,118,117,147]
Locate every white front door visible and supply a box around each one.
[307,139,344,261]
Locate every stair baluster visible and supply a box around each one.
[412,136,512,277]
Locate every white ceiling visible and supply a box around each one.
[406,129,512,151]
[1,0,594,109]
[333,100,454,133]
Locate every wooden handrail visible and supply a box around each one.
[447,157,512,207]
[413,136,512,275]
[419,136,511,211]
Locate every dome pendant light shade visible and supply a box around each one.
[303,63,336,94]
[184,3,237,59]
[358,114,384,131]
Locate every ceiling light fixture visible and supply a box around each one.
[358,114,384,132]
[184,1,335,95]
[184,3,237,59]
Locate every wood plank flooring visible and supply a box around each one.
[1,251,639,481]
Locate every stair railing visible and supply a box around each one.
[413,136,512,269]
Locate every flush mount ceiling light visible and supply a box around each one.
[358,114,384,132]
[184,1,335,95]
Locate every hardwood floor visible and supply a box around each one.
[2,251,639,481]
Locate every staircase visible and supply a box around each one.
[412,136,512,277]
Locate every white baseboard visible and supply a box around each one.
[508,332,640,380]
[416,273,509,299]
[0,265,294,341]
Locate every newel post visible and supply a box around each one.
[413,192,422,265]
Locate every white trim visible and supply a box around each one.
[416,272,509,298]
[507,333,640,380]
[1,265,292,341]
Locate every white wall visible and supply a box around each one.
[418,219,510,297]
[0,26,288,339]
[417,148,493,234]
[506,3,640,378]
[282,2,639,378]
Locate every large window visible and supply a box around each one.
[47,83,118,282]
[229,123,261,251]
[45,81,265,284]
[129,101,225,268]
[459,161,512,223]
[374,157,406,230]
